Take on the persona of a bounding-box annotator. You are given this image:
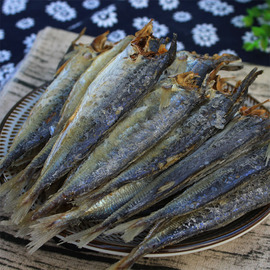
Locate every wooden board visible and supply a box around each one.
[0,27,269,270]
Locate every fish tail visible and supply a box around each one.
[10,191,37,225]
[26,212,69,253]
[105,218,146,243]
[61,224,102,248]
[0,171,23,199]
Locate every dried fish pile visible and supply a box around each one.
[0,21,270,270]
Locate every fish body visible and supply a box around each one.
[0,36,133,201]
[11,27,177,224]
[115,140,270,241]
[29,49,223,220]
[109,169,270,270]
[0,42,98,175]
[73,68,261,204]
[55,35,133,132]
[63,141,269,247]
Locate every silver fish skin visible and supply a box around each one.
[0,44,97,176]
[11,32,177,224]
[63,141,269,246]
[0,37,133,201]
[114,139,270,241]
[26,179,151,254]
[55,36,134,133]
[30,49,214,220]
[85,68,259,202]
[0,136,57,202]
[108,170,270,270]
[30,54,247,220]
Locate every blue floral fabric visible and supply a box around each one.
[0,0,269,88]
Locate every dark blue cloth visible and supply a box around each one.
[0,0,269,88]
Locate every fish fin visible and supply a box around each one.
[26,213,68,253]
[105,218,148,243]
[0,172,22,199]
[10,192,37,225]
[122,224,148,243]
[3,179,29,213]
[27,226,63,254]
[61,224,101,248]
[54,59,71,76]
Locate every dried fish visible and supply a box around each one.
[0,31,105,175]
[107,169,270,270]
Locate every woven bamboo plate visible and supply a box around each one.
[0,86,269,257]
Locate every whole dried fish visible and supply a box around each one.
[0,31,104,176]
[11,22,177,224]
[108,137,270,242]
[60,138,269,247]
[108,169,270,270]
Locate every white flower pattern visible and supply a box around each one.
[129,0,148,9]
[46,1,76,22]
[108,30,126,42]
[159,0,179,11]
[23,33,36,53]
[16,17,35,29]
[2,0,28,15]
[91,5,118,28]
[192,23,219,47]
[231,15,245,28]
[82,0,100,10]
[242,31,258,44]
[166,41,185,51]
[0,63,15,89]
[218,49,237,56]
[173,11,192,22]
[0,29,4,40]
[132,17,151,31]
[133,17,169,38]
[0,50,12,63]
[198,0,233,16]
[211,2,234,16]
[198,0,221,12]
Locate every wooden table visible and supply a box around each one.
[0,27,269,270]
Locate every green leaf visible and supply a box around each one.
[253,39,261,49]
[260,37,269,50]
[252,26,267,37]
[243,42,256,51]
[266,0,270,7]
[247,7,261,17]
[263,9,270,21]
[261,24,270,36]
[243,15,253,27]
